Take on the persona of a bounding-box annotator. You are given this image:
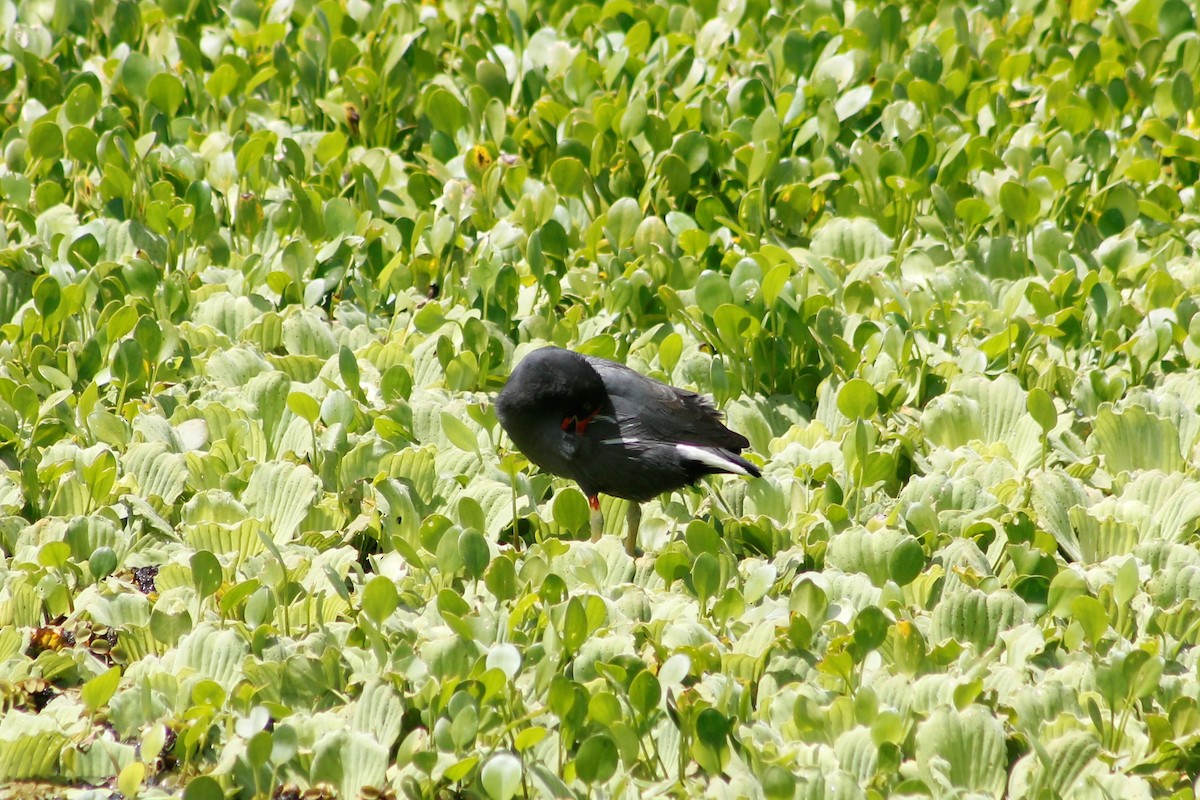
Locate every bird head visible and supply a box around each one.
[496,347,605,435]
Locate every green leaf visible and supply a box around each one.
[116,52,156,99]
[89,546,118,580]
[889,537,925,586]
[39,540,71,569]
[549,157,585,195]
[339,345,361,397]
[481,753,522,800]
[763,765,797,800]
[286,391,320,424]
[834,85,873,121]
[64,83,99,124]
[441,411,479,454]
[29,120,64,160]
[459,528,490,579]
[575,734,618,784]
[691,552,721,609]
[111,338,144,385]
[1071,595,1109,646]
[915,707,1007,797]
[956,197,991,228]
[695,271,735,317]
[563,596,587,653]
[628,670,661,717]
[183,777,223,800]
[999,181,1039,225]
[837,379,878,419]
[148,72,185,116]
[67,125,99,163]
[552,487,590,532]
[852,605,889,656]
[191,550,222,600]
[605,197,642,250]
[81,665,121,712]
[695,707,729,751]
[484,556,517,601]
[362,575,399,623]
[1026,387,1056,434]
[425,87,467,133]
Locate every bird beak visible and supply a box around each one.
[560,408,599,436]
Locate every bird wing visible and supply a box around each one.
[583,356,750,451]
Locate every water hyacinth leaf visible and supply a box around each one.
[117,52,157,98]
[241,461,321,542]
[889,537,925,585]
[287,391,320,424]
[81,666,121,712]
[441,411,480,454]
[852,606,889,657]
[1000,181,1039,225]
[485,555,517,601]
[191,551,222,600]
[148,72,185,116]
[562,597,588,653]
[915,706,1006,797]
[1089,405,1185,474]
[575,734,618,784]
[930,589,1031,651]
[273,727,302,768]
[183,777,223,800]
[5,0,1200,795]
[481,753,522,800]
[605,197,641,250]
[1026,387,1056,434]
[695,271,734,316]
[29,121,63,161]
[1008,732,1100,798]
[810,217,892,262]
[837,379,877,420]
[117,762,145,798]
[835,85,873,121]
[89,546,118,579]
[362,575,399,623]
[111,339,144,386]
[339,345,362,397]
[459,528,490,579]
[64,83,99,124]
[691,552,721,610]
[550,157,585,195]
[1071,595,1109,645]
[628,670,661,716]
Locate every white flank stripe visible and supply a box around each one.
[676,444,750,475]
[601,437,639,446]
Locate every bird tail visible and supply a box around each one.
[676,444,762,478]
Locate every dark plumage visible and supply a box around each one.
[495,346,761,553]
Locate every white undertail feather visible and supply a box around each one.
[675,443,751,475]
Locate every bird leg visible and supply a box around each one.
[589,495,603,542]
[624,503,642,556]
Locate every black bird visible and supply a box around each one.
[495,346,761,554]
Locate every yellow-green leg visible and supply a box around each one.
[624,503,642,556]
[589,496,604,542]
